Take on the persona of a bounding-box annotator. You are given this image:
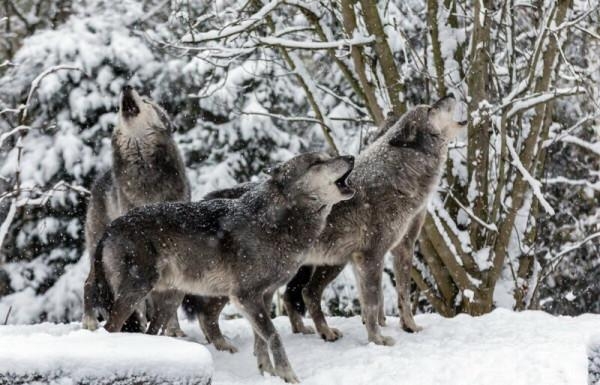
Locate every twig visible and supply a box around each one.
[3,306,11,325]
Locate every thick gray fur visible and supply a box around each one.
[188,97,465,346]
[90,152,354,383]
[81,86,190,334]
[292,96,466,345]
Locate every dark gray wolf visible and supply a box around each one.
[81,85,190,334]
[90,152,354,383]
[187,96,465,347]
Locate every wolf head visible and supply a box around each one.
[387,94,466,150]
[117,85,172,136]
[268,152,355,207]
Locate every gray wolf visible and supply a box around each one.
[188,96,465,347]
[81,85,190,334]
[90,152,354,383]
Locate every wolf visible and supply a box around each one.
[81,85,190,334]
[181,182,312,353]
[188,96,465,347]
[89,152,354,383]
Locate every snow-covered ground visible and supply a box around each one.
[1,309,598,385]
[0,323,213,385]
[179,309,599,385]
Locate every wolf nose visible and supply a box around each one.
[122,84,133,93]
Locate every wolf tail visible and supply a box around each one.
[91,232,114,314]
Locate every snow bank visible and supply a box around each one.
[0,323,213,385]
[178,309,600,385]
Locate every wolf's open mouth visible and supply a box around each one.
[335,168,354,195]
[121,89,140,118]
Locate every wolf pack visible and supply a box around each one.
[80,85,466,383]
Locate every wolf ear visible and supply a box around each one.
[430,93,456,112]
[388,121,419,147]
[266,163,284,179]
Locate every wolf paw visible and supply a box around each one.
[81,315,99,331]
[293,324,315,335]
[164,327,186,338]
[213,337,239,354]
[318,326,343,342]
[370,334,395,346]
[277,368,299,384]
[378,316,387,327]
[257,356,275,376]
[401,324,423,333]
[401,319,423,333]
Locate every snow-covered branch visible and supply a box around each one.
[506,137,555,216]
[0,125,30,148]
[22,65,87,123]
[503,87,584,118]
[180,0,282,43]
[257,35,375,50]
[543,176,600,191]
[556,135,600,156]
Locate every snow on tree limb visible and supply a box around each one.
[22,65,87,123]
[0,126,30,148]
[0,199,17,254]
[257,35,375,50]
[503,87,584,118]
[543,176,600,191]
[506,137,555,216]
[180,0,283,43]
[538,231,600,285]
[557,135,600,156]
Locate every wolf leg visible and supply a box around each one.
[283,265,314,334]
[82,265,100,331]
[164,315,186,337]
[378,288,386,326]
[354,251,395,346]
[104,289,149,333]
[391,210,425,333]
[254,289,279,375]
[147,290,183,335]
[302,265,345,342]
[232,294,299,383]
[355,266,385,326]
[197,296,238,353]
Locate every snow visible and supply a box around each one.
[2,310,597,384]
[0,323,213,385]
[175,309,600,385]
[258,35,375,50]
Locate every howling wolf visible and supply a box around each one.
[81,86,190,334]
[89,152,354,383]
[187,96,466,347]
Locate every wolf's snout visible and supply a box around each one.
[120,85,140,119]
